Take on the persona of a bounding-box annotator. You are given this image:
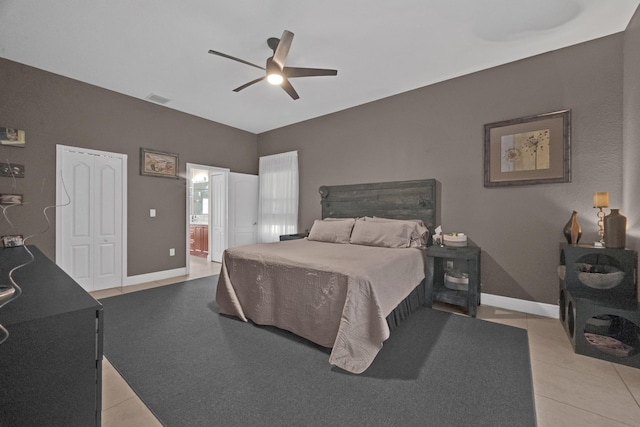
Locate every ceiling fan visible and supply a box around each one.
[208,30,338,100]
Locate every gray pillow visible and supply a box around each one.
[307,218,355,243]
[366,217,429,247]
[349,218,415,248]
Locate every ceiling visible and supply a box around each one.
[1,1,638,134]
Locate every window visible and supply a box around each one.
[257,151,298,242]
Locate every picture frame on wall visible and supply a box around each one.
[140,148,179,179]
[0,127,26,147]
[2,234,24,248]
[0,163,25,178]
[484,109,571,187]
[0,194,23,205]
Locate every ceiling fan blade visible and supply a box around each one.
[208,49,265,70]
[272,30,294,69]
[281,78,299,100]
[283,67,338,78]
[233,76,266,92]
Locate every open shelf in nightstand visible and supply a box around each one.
[425,245,481,317]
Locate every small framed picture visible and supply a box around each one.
[0,194,23,205]
[140,148,179,179]
[0,127,26,147]
[0,163,25,178]
[2,235,24,248]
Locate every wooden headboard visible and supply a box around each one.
[318,179,438,235]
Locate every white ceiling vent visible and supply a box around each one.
[145,93,171,104]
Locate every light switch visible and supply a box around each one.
[150,209,156,217]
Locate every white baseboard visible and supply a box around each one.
[124,267,188,286]
[482,293,559,319]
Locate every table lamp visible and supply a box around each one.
[593,191,609,245]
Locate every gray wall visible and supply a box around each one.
[624,6,640,259]
[258,34,626,305]
[0,58,258,276]
[2,20,636,303]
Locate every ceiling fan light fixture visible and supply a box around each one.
[267,73,283,85]
[208,30,337,100]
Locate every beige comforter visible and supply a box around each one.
[216,239,425,373]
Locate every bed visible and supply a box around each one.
[216,179,438,373]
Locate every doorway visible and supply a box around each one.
[186,164,259,275]
[186,164,229,274]
[55,145,127,292]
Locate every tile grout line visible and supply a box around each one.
[535,393,637,427]
[531,357,640,425]
[529,354,630,387]
[613,364,640,409]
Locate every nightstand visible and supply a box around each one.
[279,233,307,241]
[425,245,481,317]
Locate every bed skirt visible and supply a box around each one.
[386,280,426,331]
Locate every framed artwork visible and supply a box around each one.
[484,109,571,187]
[0,194,23,205]
[0,127,26,147]
[2,234,24,248]
[0,163,25,178]
[140,148,179,179]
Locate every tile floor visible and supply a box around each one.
[92,258,640,427]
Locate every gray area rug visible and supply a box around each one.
[100,276,536,426]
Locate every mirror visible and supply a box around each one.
[191,182,209,215]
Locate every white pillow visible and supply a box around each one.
[366,217,429,247]
[307,218,355,243]
[349,218,415,248]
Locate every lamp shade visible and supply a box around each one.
[593,192,609,208]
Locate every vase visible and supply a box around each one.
[604,209,627,248]
[563,211,582,244]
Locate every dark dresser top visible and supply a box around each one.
[0,246,101,326]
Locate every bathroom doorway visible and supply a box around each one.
[185,163,258,276]
[186,164,229,275]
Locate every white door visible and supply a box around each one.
[56,145,126,292]
[209,173,227,263]
[228,173,258,248]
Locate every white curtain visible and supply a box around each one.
[258,151,299,242]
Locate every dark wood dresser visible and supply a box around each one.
[0,246,103,426]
